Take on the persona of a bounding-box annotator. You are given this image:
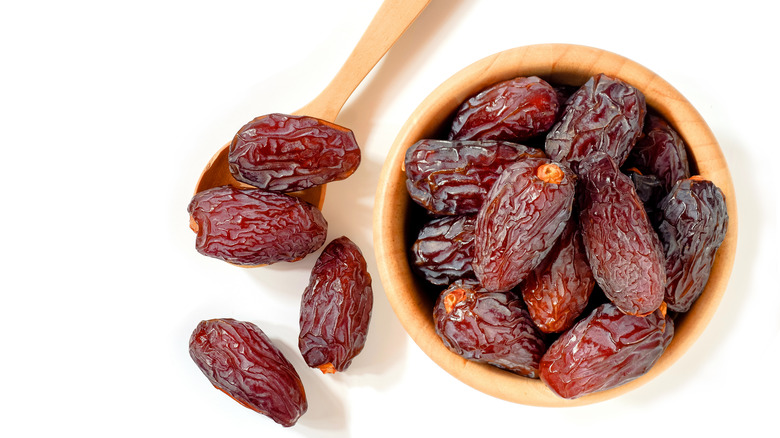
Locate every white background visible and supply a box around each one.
[1,0,778,436]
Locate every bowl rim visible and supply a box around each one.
[373,43,738,407]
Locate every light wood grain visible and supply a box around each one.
[374,43,737,406]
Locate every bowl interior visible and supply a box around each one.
[373,43,737,406]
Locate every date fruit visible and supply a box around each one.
[520,217,595,333]
[405,139,546,215]
[434,281,547,378]
[545,74,646,170]
[473,157,576,292]
[448,76,559,142]
[411,215,476,286]
[657,177,728,313]
[229,113,361,192]
[577,153,666,316]
[539,302,673,399]
[299,236,373,374]
[624,112,691,192]
[188,185,327,266]
[189,318,307,427]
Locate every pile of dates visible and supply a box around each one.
[405,74,729,399]
[187,114,373,426]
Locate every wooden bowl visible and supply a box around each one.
[373,43,737,406]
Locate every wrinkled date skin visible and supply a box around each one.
[578,153,666,316]
[520,217,595,334]
[188,186,327,266]
[229,113,361,192]
[657,177,728,313]
[189,319,307,427]
[539,303,673,399]
[434,281,547,378]
[473,157,576,292]
[299,236,373,374]
[411,215,476,286]
[404,139,546,215]
[545,74,646,170]
[624,112,691,192]
[448,76,559,142]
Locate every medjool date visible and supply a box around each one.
[187,185,327,266]
[299,236,373,373]
[624,112,691,192]
[229,113,360,192]
[520,217,595,334]
[539,303,673,399]
[657,177,728,313]
[545,74,646,170]
[577,152,665,316]
[189,318,307,427]
[410,215,476,286]
[473,157,576,292]
[434,281,547,378]
[404,139,546,215]
[448,76,559,142]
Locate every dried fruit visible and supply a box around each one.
[299,236,373,373]
[624,167,665,227]
[229,113,360,192]
[189,318,307,427]
[473,157,576,292]
[520,217,595,333]
[577,152,666,316]
[187,185,327,266]
[410,215,476,286]
[404,139,546,215]
[624,112,691,192]
[448,76,559,142]
[539,303,673,399]
[434,281,547,378]
[545,74,646,170]
[657,177,728,313]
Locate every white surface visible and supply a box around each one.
[1,0,778,436]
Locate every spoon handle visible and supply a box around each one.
[294,0,431,122]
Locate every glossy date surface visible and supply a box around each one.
[411,215,476,286]
[189,318,307,427]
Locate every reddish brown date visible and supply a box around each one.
[539,303,673,399]
[473,157,576,292]
[624,112,691,192]
[578,153,666,316]
[410,215,476,286]
[657,177,728,313]
[189,318,307,427]
[520,217,595,334]
[448,76,559,142]
[299,236,373,374]
[545,74,646,170]
[188,186,327,266]
[405,139,546,215]
[229,113,360,192]
[434,281,547,378]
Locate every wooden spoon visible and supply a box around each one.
[193,0,431,209]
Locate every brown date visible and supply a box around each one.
[577,153,666,316]
[520,217,595,334]
[229,113,360,192]
[657,177,728,313]
[545,74,646,170]
[299,236,373,374]
[448,76,559,142]
[187,185,327,266]
[434,281,547,378]
[410,215,476,286]
[404,139,546,215]
[539,303,674,399]
[189,318,307,427]
[624,112,691,192]
[473,157,576,292]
